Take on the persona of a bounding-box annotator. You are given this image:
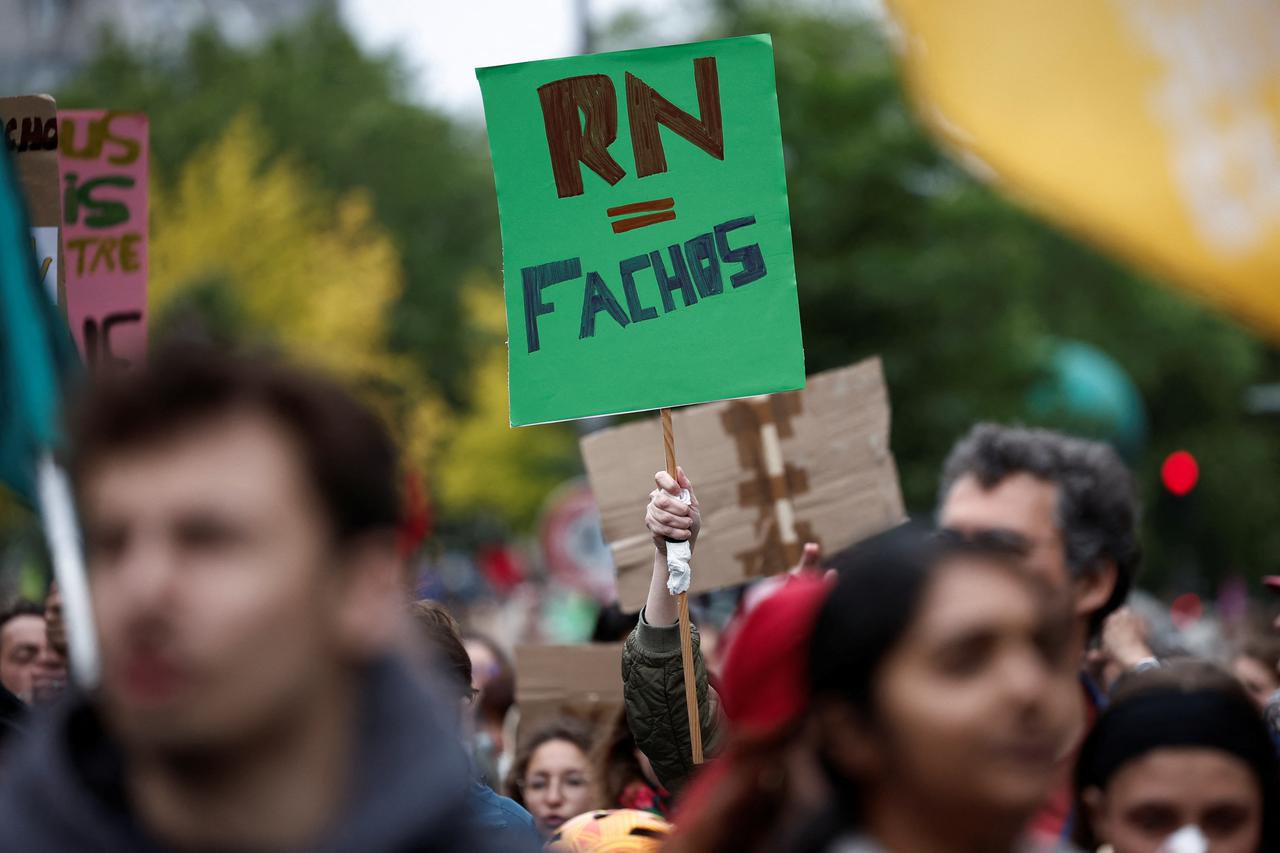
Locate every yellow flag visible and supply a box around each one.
[886,0,1280,338]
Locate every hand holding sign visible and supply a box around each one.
[647,467,700,554]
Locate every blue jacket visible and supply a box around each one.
[469,781,538,843]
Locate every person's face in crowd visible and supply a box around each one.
[522,738,595,836]
[0,614,47,702]
[82,412,398,752]
[823,557,1076,824]
[1231,654,1280,711]
[30,646,67,705]
[1083,748,1263,853]
[465,638,499,694]
[940,473,1115,638]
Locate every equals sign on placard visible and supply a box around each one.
[607,197,675,234]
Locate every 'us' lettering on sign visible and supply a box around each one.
[59,110,149,369]
[478,35,805,427]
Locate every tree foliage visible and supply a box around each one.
[148,113,452,477]
[433,281,578,527]
[699,5,1280,588]
[45,5,1280,585]
[58,11,497,402]
[149,112,575,532]
[602,5,1280,587]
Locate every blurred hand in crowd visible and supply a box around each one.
[31,583,68,704]
[43,582,66,658]
[791,542,822,575]
[1100,607,1154,671]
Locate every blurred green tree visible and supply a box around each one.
[50,3,1280,587]
[141,105,574,533]
[433,279,579,526]
[146,113,455,475]
[57,10,497,404]
[691,4,1280,589]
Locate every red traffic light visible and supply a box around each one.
[1161,450,1199,496]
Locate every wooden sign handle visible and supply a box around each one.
[661,407,704,765]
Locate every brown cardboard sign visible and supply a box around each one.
[1,95,62,306]
[581,358,905,611]
[515,643,624,739]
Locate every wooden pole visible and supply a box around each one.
[661,407,704,765]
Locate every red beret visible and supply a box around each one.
[718,575,831,737]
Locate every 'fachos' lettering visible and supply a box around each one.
[521,215,765,353]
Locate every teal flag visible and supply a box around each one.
[478,35,805,426]
[0,141,80,503]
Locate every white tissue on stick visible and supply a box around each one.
[666,488,693,595]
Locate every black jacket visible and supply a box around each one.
[0,657,537,852]
[0,682,26,747]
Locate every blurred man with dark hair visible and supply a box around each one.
[0,602,46,704]
[940,423,1140,646]
[0,344,528,852]
[0,601,44,746]
[939,422,1142,841]
[410,599,538,845]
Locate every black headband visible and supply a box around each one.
[1076,688,1278,793]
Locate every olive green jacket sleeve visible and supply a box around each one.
[620,607,726,795]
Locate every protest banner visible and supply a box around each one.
[58,110,148,369]
[477,34,804,427]
[582,358,905,611]
[887,0,1280,340]
[515,643,625,740]
[1,95,62,306]
[480,34,807,764]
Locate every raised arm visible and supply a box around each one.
[621,467,725,793]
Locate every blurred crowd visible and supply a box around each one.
[0,344,1277,853]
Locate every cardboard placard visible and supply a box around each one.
[1,95,62,306]
[582,358,905,611]
[477,35,804,426]
[59,111,148,369]
[515,643,624,740]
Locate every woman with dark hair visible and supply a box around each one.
[505,718,601,839]
[407,600,538,844]
[670,525,1079,853]
[1074,660,1279,853]
[463,632,516,786]
[597,709,671,817]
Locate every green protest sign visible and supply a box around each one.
[477,35,804,426]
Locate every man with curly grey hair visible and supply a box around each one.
[938,422,1142,842]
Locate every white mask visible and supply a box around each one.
[1156,824,1209,853]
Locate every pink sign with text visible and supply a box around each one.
[58,111,148,368]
